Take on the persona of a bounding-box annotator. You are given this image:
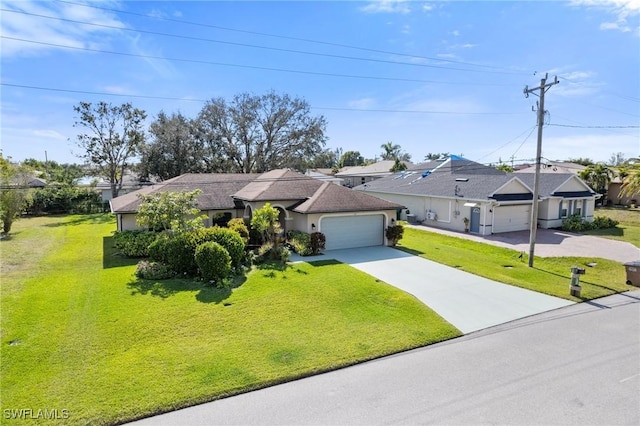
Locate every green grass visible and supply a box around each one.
[581,206,640,247]
[1,215,460,425]
[398,227,635,301]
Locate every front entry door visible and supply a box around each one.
[470,207,481,233]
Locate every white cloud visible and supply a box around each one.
[542,133,639,163]
[451,30,461,37]
[0,0,126,58]
[33,129,66,140]
[571,0,640,34]
[360,0,412,14]
[348,98,377,109]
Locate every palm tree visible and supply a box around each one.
[620,164,640,200]
[380,142,401,161]
[579,163,614,203]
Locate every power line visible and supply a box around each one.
[0,83,529,116]
[1,36,518,87]
[1,7,523,76]
[56,0,525,75]
[549,123,640,129]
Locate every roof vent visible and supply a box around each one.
[455,178,469,182]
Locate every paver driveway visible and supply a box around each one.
[323,246,574,333]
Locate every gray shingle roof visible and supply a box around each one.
[291,181,403,213]
[110,173,259,213]
[355,157,596,201]
[111,169,401,214]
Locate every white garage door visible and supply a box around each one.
[493,205,530,233]
[321,215,384,250]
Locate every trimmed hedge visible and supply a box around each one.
[113,230,158,257]
[561,214,619,232]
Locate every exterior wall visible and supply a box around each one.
[538,197,595,229]
[117,213,142,231]
[364,190,494,235]
[559,178,590,192]
[608,182,638,206]
[494,179,530,194]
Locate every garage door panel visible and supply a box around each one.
[493,205,530,233]
[321,215,384,250]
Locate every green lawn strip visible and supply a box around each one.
[398,227,634,301]
[1,215,460,425]
[580,207,640,247]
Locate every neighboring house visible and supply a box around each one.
[354,156,597,236]
[514,161,586,175]
[27,177,47,188]
[336,160,412,188]
[304,170,344,185]
[96,172,154,202]
[110,169,403,250]
[608,176,638,206]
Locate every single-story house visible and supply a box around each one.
[336,160,412,188]
[304,170,344,185]
[354,156,598,236]
[97,172,155,202]
[608,176,638,206]
[110,169,403,250]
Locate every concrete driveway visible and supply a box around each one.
[411,225,639,263]
[321,246,574,334]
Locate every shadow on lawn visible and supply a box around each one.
[127,274,247,304]
[103,236,138,269]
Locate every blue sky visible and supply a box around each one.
[1,0,639,168]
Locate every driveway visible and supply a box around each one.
[319,246,574,334]
[410,225,639,263]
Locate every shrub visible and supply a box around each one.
[113,230,158,257]
[287,230,313,256]
[385,224,405,246]
[310,232,326,254]
[148,232,201,275]
[195,242,231,286]
[562,214,619,232]
[199,227,245,268]
[227,218,250,243]
[135,260,175,280]
[591,216,619,229]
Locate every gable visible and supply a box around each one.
[552,176,593,194]
[492,178,532,196]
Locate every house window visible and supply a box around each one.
[574,203,582,216]
[361,177,366,184]
[561,201,569,218]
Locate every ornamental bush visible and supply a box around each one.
[135,260,175,280]
[227,218,250,243]
[199,227,245,268]
[385,224,404,246]
[287,230,313,256]
[148,232,201,275]
[561,214,619,232]
[310,232,326,254]
[195,241,231,286]
[113,230,158,257]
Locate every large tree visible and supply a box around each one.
[21,158,85,186]
[194,92,327,173]
[620,164,640,199]
[140,111,206,181]
[339,150,364,167]
[74,101,146,198]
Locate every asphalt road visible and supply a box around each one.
[132,290,640,425]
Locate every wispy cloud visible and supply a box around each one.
[348,98,377,109]
[360,0,412,14]
[0,0,126,57]
[547,69,603,97]
[570,0,640,34]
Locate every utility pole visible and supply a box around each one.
[524,73,558,267]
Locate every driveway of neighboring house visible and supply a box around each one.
[409,225,639,263]
[317,246,574,334]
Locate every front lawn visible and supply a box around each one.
[580,206,640,247]
[1,215,460,425]
[398,227,635,301]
